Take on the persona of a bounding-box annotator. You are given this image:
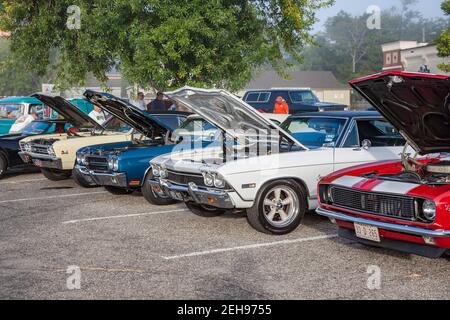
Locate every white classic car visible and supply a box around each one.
[148,87,407,234]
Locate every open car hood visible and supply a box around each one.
[83,90,169,137]
[31,94,100,129]
[165,87,305,149]
[349,71,450,154]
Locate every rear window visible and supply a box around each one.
[289,91,317,103]
[244,92,271,103]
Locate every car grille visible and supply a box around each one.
[166,170,205,187]
[330,186,416,221]
[30,144,50,155]
[86,156,109,173]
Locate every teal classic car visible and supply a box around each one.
[0,97,46,134]
[0,96,94,135]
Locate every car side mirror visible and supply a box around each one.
[361,139,372,150]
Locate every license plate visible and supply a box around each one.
[354,223,380,242]
[170,191,184,201]
[33,159,43,167]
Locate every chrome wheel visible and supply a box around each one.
[262,186,299,228]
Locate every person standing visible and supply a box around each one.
[89,105,107,125]
[273,96,289,114]
[147,92,166,111]
[135,92,147,110]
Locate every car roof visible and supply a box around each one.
[289,110,380,119]
[0,96,43,104]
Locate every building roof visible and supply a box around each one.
[245,70,348,90]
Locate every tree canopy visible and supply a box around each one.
[0,0,333,91]
[437,0,450,72]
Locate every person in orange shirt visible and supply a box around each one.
[273,96,289,114]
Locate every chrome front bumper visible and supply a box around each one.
[75,165,128,188]
[19,152,63,169]
[316,207,450,238]
[149,178,235,209]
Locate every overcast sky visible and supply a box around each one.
[313,0,446,32]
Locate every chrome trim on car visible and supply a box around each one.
[149,178,235,209]
[316,207,450,238]
[75,165,128,187]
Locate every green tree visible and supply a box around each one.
[437,0,450,72]
[0,0,333,91]
[301,1,448,82]
[0,39,43,96]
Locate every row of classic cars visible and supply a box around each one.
[4,71,450,259]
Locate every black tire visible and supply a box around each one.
[142,171,177,205]
[41,168,72,181]
[247,179,306,235]
[0,154,7,179]
[104,185,133,195]
[72,168,97,188]
[185,202,227,217]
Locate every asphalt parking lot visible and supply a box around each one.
[1,170,450,300]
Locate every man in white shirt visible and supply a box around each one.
[9,112,39,134]
[88,105,107,125]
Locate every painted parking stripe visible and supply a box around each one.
[162,234,338,260]
[0,191,108,204]
[62,208,189,224]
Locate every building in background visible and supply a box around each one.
[240,70,350,106]
[381,40,450,74]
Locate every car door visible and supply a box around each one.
[333,117,405,171]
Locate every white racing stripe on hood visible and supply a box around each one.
[371,180,419,195]
[332,176,367,188]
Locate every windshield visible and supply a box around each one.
[282,117,346,149]
[101,117,132,133]
[289,91,318,103]
[0,103,24,119]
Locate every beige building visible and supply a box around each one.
[381,40,450,74]
[240,70,351,106]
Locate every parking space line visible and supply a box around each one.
[0,191,108,204]
[0,178,47,185]
[162,234,338,260]
[62,208,189,224]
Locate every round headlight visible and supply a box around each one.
[422,200,436,220]
[160,169,167,179]
[204,173,214,186]
[76,154,83,165]
[152,165,160,177]
[81,156,89,165]
[213,174,225,188]
[25,143,31,152]
[108,158,114,170]
[112,159,119,171]
[47,146,55,157]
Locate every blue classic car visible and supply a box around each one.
[74,91,213,203]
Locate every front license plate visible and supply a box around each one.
[170,191,184,201]
[354,223,380,242]
[33,159,43,167]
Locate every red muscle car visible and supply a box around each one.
[316,71,450,258]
